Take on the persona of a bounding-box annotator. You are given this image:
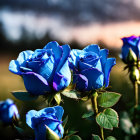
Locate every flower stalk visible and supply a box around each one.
[91,92,104,140]
[134,81,138,108]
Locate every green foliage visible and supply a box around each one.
[54,93,61,105]
[129,66,140,82]
[82,111,94,120]
[105,136,116,140]
[61,90,80,99]
[67,135,82,140]
[120,112,137,135]
[62,116,68,128]
[126,49,137,64]
[98,92,121,108]
[45,125,60,140]
[92,134,101,140]
[14,125,25,136]
[67,131,78,137]
[96,108,119,130]
[12,91,38,101]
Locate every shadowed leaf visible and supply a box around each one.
[12,91,38,101]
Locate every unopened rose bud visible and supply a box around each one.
[129,66,140,82]
[127,49,137,64]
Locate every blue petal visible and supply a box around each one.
[44,120,60,133]
[81,68,104,90]
[54,106,64,121]
[79,62,93,71]
[9,105,19,120]
[56,44,71,72]
[39,55,55,83]
[73,74,88,91]
[122,36,140,60]
[20,66,32,72]
[53,73,66,91]
[137,40,140,58]
[22,72,51,95]
[83,44,100,55]
[9,60,21,75]
[69,49,83,68]
[53,61,71,91]
[54,124,64,138]
[100,49,109,67]
[34,124,46,140]
[43,41,63,63]
[38,107,56,117]
[104,58,116,87]
[26,110,38,128]
[121,45,131,61]
[17,50,34,65]
[79,58,102,72]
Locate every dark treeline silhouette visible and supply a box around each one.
[1,0,140,24]
[0,21,119,57]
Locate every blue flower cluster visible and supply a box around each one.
[9,41,116,94]
[8,41,116,139]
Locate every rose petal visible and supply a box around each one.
[100,49,109,67]
[83,44,100,55]
[20,66,32,72]
[34,124,46,140]
[22,72,51,95]
[26,110,38,128]
[53,61,71,91]
[54,106,64,121]
[43,41,63,63]
[69,49,83,68]
[38,107,56,118]
[122,36,140,60]
[81,68,104,91]
[104,58,116,87]
[56,44,70,72]
[79,62,93,71]
[17,50,34,65]
[73,74,88,91]
[9,60,21,75]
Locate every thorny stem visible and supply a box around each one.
[91,92,104,140]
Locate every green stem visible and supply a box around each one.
[134,81,138,108]
[100,127,104,140]
[91,92,104,140]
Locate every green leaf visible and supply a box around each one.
[68,135,82,140]
[12,91,38,101]
[105,136,116,140]
[45,125,60,140]
[98,92,121,108]
[54,93,61,105]
[67,130,78,137]
[96,108,119,130]
[82,111,94,120]
[120,112,137,135]
[14,126,25,136]
[62,116,68,128]
[61,90,80,99]
[92,134,101,140]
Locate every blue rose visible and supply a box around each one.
[26,106,64,140]
[9,41,71,95]
[0,99,19,124]
[121,35,140,63]
[69,44,116,91]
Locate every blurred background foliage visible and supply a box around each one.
[0,0,140,139]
